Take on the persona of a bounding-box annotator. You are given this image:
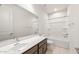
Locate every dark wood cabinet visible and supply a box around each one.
[22,38,47,54]
[39,39,47,54]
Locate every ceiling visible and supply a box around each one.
[18,4,69,17]
[43,4,69,14]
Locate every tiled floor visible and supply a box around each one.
[46,44,77,54]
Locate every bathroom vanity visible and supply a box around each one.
[0,35,47,54]
[22,38,47,54]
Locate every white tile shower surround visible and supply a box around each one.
[46,44,77,54]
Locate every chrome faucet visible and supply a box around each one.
[64,33,69,38]
[9,33,20,42]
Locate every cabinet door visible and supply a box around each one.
[39,39,47,54]
[39,47,43,54]
[39,43,47,54]
[32,51,38,54]
[42,43,47,54]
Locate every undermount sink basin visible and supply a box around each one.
[10,43,28,50]
[18,35,41,44]
[18,40,29,44]
[18,37,38,44]
[0,43,16,51]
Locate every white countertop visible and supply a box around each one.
[0,35,46,54]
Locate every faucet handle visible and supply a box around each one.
[9,33,14,36]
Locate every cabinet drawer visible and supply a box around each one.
[39,38,47,47]
[23,45,38,54]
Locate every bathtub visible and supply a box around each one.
[47,36,69,48]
